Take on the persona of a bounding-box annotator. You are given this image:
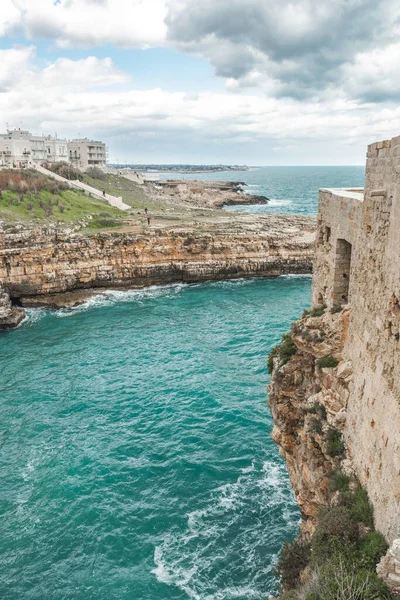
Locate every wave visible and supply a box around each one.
[21,308,47,326]
[54,284,187,317]
[280,274,312,279]
[267,199,293,207]
[152,458,299,599]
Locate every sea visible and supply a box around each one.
[0,167,365,600]
[158,165,365,215]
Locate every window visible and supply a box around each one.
[325,226,331,243]
[333,239,352,304]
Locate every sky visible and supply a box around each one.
[0,0,400,165]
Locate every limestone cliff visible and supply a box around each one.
[268,307,352,535]
[0,214,314,324]
[269,135,400,596]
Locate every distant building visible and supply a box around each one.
[0,130,31,168]
[43,136,68,163]
[0,129,68,168]
[0,129,107,171]
[68,138,107,170]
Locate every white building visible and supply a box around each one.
[43,136,68,163]
[0,130,32,168]
[68,138,107,170]
[0,129,69,168]
[0,129,108,171]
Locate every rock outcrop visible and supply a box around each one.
[0,215,315,324]
[0,285,24,330]
[149,180,269,209]
[268,307,353,535]
[377,540,400,594]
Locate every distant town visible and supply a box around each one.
[0,128,250,177]
[112,164,250,174]
[0,128,107,171]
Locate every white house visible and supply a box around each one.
[68,138,107,170]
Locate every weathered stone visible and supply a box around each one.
[0,216,315,330]
[377,540,400,594]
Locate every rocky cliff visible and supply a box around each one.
[268,307,352,535]
[0,213,315,325]
[268,306,400,596]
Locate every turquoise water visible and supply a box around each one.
[0,277,311,600]
[158,166,365,215]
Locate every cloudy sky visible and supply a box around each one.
[1,0,400,164]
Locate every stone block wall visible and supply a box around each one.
[311,135,400,542]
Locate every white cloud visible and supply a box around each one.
[0,0,21,36]
[41,57,129,89]
[1,45,399,162]
[0,46,36,91]
[2,0,400,103]
[342,43,400,102]
[4,0,168,48]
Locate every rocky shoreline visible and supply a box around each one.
[149,179,269,209]
[0,214,315,328]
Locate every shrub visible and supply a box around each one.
[317,355,339,369]
[309,418,323,435]
[329,469,350,493]
[268,333,297,374]
[348,485,374,527]
[310,304,326,318]
[302,308,310,318]
[90,217,120,229]
[276,540,311,590]
[312,507,359,565]
[304,402,327,419]
[326,428,345,457]
[331,304,343,314]
[358,531,388,568]
[86,166,107,180]
[318,558,393,599]
[44,161,83,181]
[280,591,298,600]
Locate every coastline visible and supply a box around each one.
[0,214,315,327]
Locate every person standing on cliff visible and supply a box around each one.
[102,189,106,198]
[144,208,148,215]
[147,215,151,226]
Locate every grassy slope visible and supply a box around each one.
[83,173,223,226]
[0,169,127,230]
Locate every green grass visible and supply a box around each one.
[83,173,158,211]
[0,187,125,226]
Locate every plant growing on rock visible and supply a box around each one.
[275,540,311,590]
[303,402,327,420]
[268,332,297,374]
[331,304,343,314]
[317,355,339,369]
[326,428,345,457]
[309,418,323,435]
[310,304,327,318]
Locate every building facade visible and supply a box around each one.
[68,139,107,170]
[43,136,68,163]
[0,129,107,170]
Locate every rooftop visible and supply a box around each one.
[320,187,364,201]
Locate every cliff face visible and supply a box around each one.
[0,215,314,307]
[269,136,400,596]
[268,308,352,535]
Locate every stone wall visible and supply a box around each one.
[310,135,400,543]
